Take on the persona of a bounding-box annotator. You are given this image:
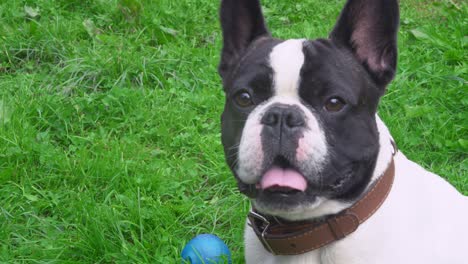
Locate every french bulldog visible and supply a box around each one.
[217,0,468,263]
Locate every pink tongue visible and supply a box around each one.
[260,167,307,192]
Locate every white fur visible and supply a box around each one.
[237,104,266,184]
[270,39,305,99]
[244,115,468,263]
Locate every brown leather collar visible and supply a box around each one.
[248,154,396,255]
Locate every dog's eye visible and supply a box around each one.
[234,91,254,108]
[325,97,346,112]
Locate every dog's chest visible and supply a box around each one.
[244,153,468,264]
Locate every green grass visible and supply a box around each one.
[0,0,466,262]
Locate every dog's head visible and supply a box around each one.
[218,0,399,220]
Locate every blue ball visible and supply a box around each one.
[181,234,232,264]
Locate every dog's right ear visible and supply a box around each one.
[330,0,399,88]
[219,0,270,81]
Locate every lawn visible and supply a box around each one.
[0,0,466,262]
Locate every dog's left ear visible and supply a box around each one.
[219,0,270,81]
[330,0,399,88]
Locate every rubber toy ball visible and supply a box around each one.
[181,234,232,264]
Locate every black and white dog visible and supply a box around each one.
[218,0,468,263]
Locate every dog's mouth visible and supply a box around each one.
[256,156,308,195]
[249,155,320,213]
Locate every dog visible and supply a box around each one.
[217,0,468,263]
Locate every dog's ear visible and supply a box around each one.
[330,0,399,88]
[219,0,270,81]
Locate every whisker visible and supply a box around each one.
[231,157,239,169]
[226,151,239,159]
[228,143,240,151]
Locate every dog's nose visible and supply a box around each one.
[261,105,305,129]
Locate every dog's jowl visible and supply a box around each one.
[218,0,468,263]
